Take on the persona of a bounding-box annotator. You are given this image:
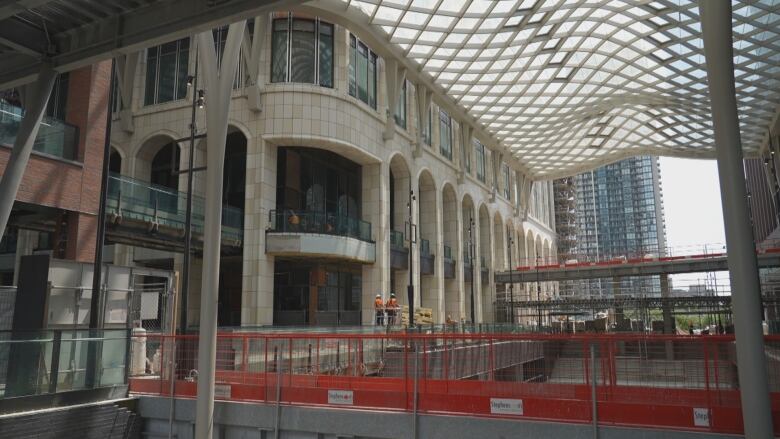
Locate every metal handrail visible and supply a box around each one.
[390,230,405,249]
[107,173,244,241]
[267,209,373,242]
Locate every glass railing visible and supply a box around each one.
[107,173,243,242]
[267,210,373,242]
[420,238,431,257]
[443,245,453,261]
[390,230,406,250]
[463,249,472,266]
[0,329,129,399]
[0,101,79,161]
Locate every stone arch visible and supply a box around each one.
[109,146,123,175]
[442,182,459,321]
[134,133,180,185]
[263,134,382,165]
[526,229,536,267]
[493,211,505,271]
[477,203,491,323]
[418,169,439,321]
[389,153,412,307]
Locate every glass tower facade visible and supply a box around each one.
[571,156,667,298]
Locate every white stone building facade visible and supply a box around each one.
[109,11,557,328]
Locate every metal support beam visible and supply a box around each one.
[699,2,774,438]
[193,21,245,439]
[0,63,56,240]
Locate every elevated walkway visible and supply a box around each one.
[496,249,780,283]
[105,173,243,254]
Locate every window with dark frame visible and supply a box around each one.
[503,162,511,199]
[271,15,334,88]
[475,139,486,183]
[439,109,452,160]
[349,33,378,109]
[144,38,190,106]
[423,107,432,146]
[394,80,407,129]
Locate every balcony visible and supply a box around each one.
[106,173,243,251]
[463,250,473,282]
[266,210,375,263]
[0,101,79,161]
[390,230,408,270]
[443,245,455,279]
[419,238,435,275]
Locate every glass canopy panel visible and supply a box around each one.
[340,0,780,178]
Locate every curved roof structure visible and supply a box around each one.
[339,0,780,178]
[0,1,779,179]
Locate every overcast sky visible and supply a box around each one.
[659,157,730,292]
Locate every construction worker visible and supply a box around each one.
[374,294,384,325]
[386,293,399,325]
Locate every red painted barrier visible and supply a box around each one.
[129,333,780,435]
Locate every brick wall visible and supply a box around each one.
[0,60,111,262]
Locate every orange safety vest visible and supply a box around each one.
[386,298,398,312]
[374,298,384,310]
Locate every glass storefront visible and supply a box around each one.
[273,260,362,326]
[276,146,361,220]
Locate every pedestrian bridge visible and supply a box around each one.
[496,243,780,283]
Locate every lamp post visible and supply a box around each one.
[507,234,514,324]
[468,216,476,324]
[536,254,542,330]
[180,57,205,334]
[407,189,416,327]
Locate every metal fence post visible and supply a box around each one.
[413,340,419,439]
[273,355,282,439]
[48,330,62,394]
[590,343,598,439]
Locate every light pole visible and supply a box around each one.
[180,57,205,334]
[407,189,416,327]
[468,216,476,324]
[507,234,514,324]
[536,254,541,330]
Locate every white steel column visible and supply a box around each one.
[0,65,57,239]
[194,21,245,439]
[699,2,774,438]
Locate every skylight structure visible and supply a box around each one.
[340,0,780,178]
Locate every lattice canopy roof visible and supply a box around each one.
[340,0,780,178]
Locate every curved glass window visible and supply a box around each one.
[271,15,333,87]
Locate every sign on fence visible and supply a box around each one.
[693,408,710,427]
[328,390,354,405]
[215,384,232,399]
[490,398,524,416]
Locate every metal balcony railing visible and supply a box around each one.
[443,245,453,262]
[390,230,406,250]
[268,210,372,243]
[107,173,243,242]
[419,238,431,257]
[0,101,79,161]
